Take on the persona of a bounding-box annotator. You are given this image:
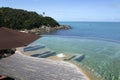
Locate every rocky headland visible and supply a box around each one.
[20,25,71,35]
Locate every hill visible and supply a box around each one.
[0,7,60,30]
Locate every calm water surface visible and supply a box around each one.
[32,22,120,80]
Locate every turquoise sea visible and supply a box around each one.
[33,22,120,80]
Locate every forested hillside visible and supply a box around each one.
[0,7,60,29]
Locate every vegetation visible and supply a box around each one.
[0,7,60,30]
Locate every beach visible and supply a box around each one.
[16,47,90,80]
[0,50,90,80]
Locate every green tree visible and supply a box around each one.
[0,7,59,29]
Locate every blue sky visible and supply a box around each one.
[0,0,120,21]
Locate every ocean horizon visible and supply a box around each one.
[48,21,120,41]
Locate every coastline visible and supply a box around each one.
[0,51,90,80]
[47,54,91,80]
[20,25,71,35]
[17,25,100,80]
[70,61,102,80]
[17,47,90,80]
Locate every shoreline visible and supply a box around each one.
[17,47,90,80]
[0,51,90,80]
[47,54,91,80]
[70,61,102,80]
[47,54,102,80]
[20,25,71,35]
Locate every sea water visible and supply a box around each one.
[32,22,120,80]
[51,22,120,41]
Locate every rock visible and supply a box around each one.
[20,25,71,35]
[55,25,71,30]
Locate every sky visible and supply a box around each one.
[0,0,120,22]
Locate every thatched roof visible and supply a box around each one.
[0,27,40,50]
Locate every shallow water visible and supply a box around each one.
[31,22,120,80]
[32,36,120,80]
